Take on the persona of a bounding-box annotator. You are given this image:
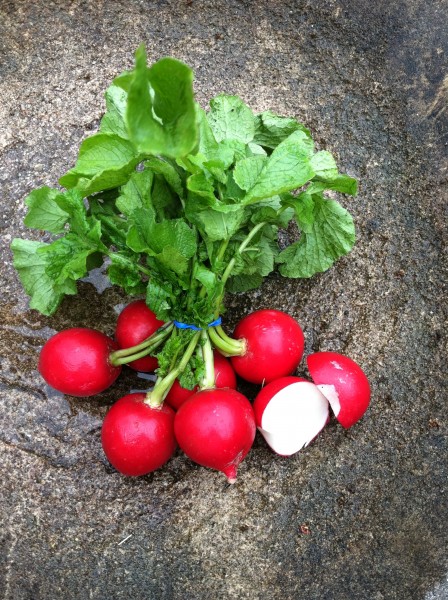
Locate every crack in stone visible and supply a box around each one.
[0,438,76,469]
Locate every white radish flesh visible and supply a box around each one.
[257,381,329,456]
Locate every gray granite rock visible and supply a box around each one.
[0,1,446,599]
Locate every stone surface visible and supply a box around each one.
[0,1,446,599]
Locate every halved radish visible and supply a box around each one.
[253,377,329,456]
[307,352,370,429]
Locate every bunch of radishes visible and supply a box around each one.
[38,300,370,482]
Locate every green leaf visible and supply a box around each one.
[250,204,294,228]
[222,139,247,161]
[108,252,146,295]
[248,235,277,276]
[151,174,179,220]
[11,239,77,315]
[99,72,133,138]
[144,157,184,198]
[126,207,157,253]
[127,210,196,274]
[197,108,220,157]
[126,46,198,158]
[310,175,358,196]
[59,133,141,195]
[233,155,268,191]
[193,207,246,242]
[308,152,358,195]
[208,95,255,143]
[247,142,267,156]
[310,150,338,179]
[254,111,311,149]
[54,189,93,236]
[226,273,264,293]
[146,277,176,322]
[116,170,154,216]
[186,172,218,210]
[242,130,315,204]
[150,245,191,275]
[61,134,138,177]
[179,351,205,390]
[277,194,356,278]
[38,220,104,286]
[292,192,316,229]
[88,200,129,248]
[224,172,246,202]
[23,187,69,233]
[194,264,217,288]
[235,234,277,277]
[148,219,196,259]
[155,330,185,377]
[196,108,236,168]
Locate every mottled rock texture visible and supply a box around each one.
[0,1,446,599]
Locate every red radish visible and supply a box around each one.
[253,377,329,456]
[115,300,164,372]
[165,351,237,410]
[38,328,121,397]
[101,393,176,476]
[230,309,305,384]
[174,388,256,482]
[307,352,370,428]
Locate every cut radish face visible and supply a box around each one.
[307,352,370,429]
[253,377,329,456]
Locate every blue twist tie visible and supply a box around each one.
[173,316,222,331]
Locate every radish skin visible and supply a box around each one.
[174,388,256,482]
[231,309,305,384]
[38,328,121,397]
[115,300,164,372]
[307,352,371,428]
[101,393,176,476]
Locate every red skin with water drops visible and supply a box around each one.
[38,328,121,397]
[165,351,237,410]
[230,309,305,384]
[174,388,256,482]
[101,393,177,476]
[115,300,164,372]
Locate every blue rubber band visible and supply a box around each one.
[173,316,222,330]
[207,317,222,327]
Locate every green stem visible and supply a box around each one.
[216,237,230,264]
[146,331,201,408]
[220,222,266,287]
[110,335,167,367]
[106,251,151,277]
[209,326,244,356]
[215,325,244,351]
[200,331,215,389]
[110,322,173,362]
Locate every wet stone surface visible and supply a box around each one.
[0,1,447,599]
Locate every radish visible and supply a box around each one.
[230,309,305,384]
[165,351,237,410]
[115,300,164,372]
[307,352,371,428]
[101,393,177,476]
[38,328,121,397]
[174,388,256,482]
[253,377,330,456]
